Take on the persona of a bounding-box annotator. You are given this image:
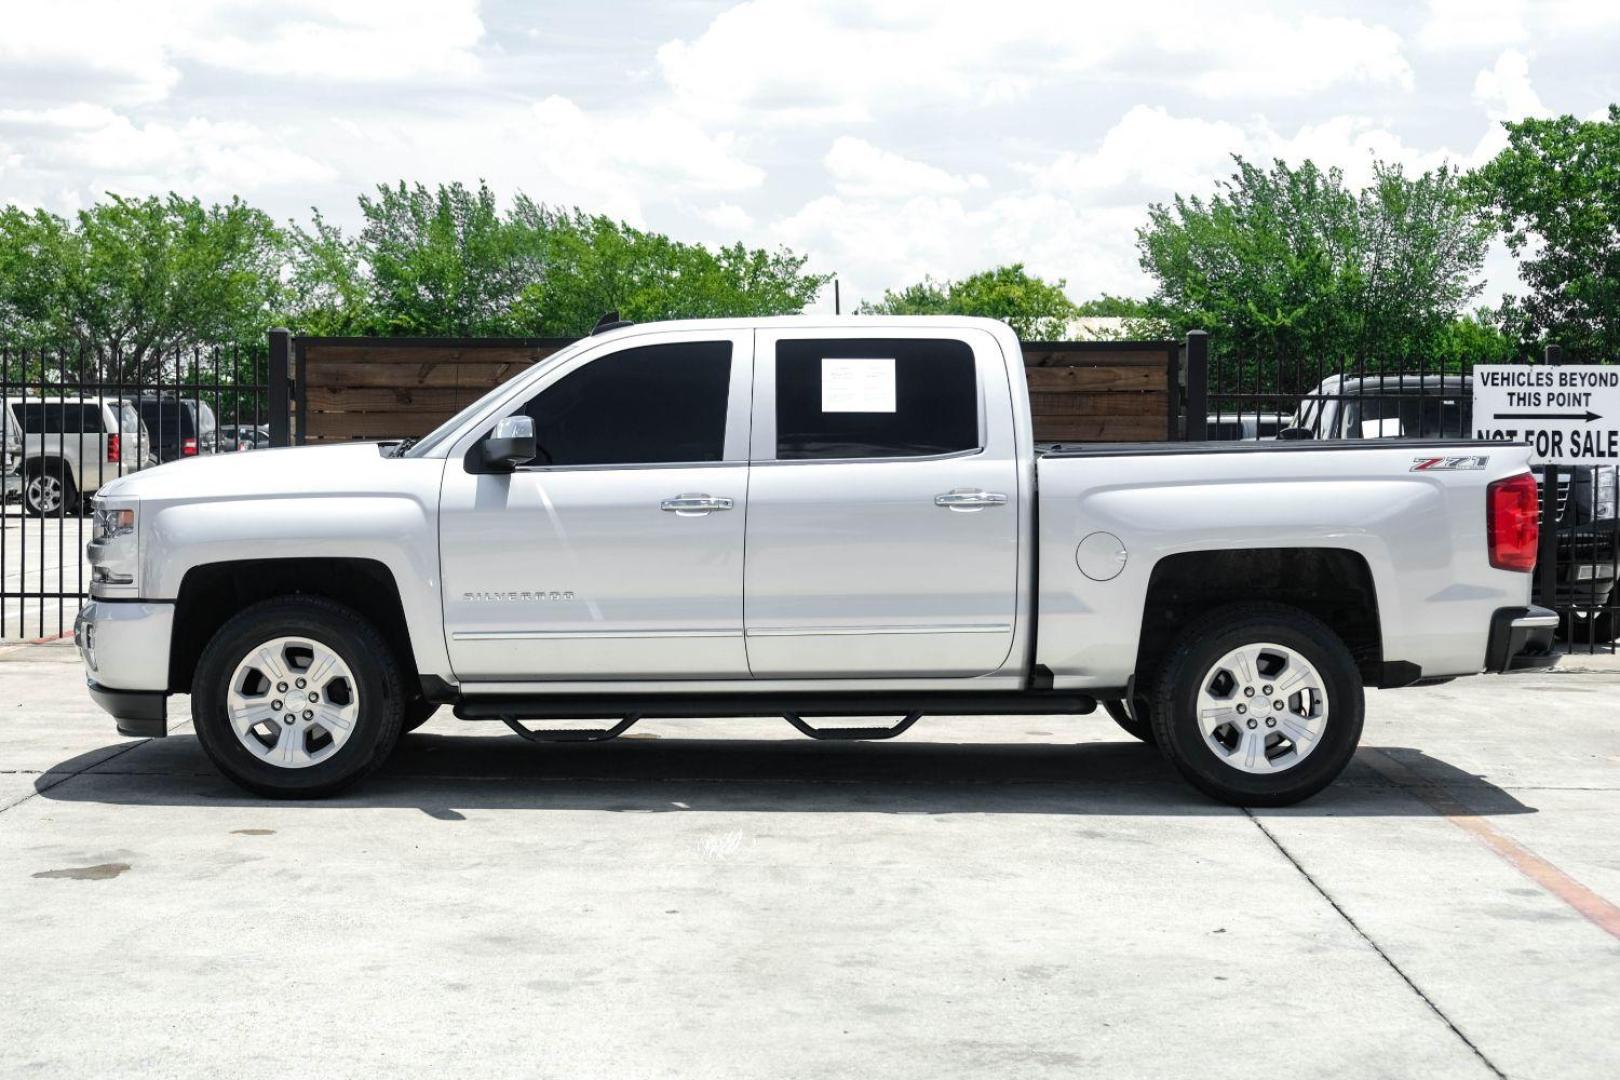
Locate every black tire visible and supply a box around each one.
[22,462,76,518]
[192,596,406,798]
[1103,696,1157,744]
[1149,602,1363,807]
[401,697,439,733]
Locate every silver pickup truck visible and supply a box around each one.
[76,316,1556,805]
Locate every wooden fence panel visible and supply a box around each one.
[296,336,1178,445]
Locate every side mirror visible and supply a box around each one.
[1276,426,1314,441]
[477,415,537,472]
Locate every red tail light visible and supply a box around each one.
[107,433,121,464]
[182,436,198,457]
[1487,472,1540,572]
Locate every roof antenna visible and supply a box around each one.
[591,310,633,335]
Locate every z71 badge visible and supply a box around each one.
[1410,455,1489,471]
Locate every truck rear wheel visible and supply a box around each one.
[1149,603,1363,807]
[192,597,406,798]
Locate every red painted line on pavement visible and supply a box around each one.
[1365,749,1620,942]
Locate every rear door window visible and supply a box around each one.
[141,401,197,439]
[20,403,103,433]
[772,338,979,460]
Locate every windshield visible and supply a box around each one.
[402,339,591,458]
[1340,396,1471,439]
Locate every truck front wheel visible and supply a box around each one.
[1149,603,1363,807]
[192,597,406,798]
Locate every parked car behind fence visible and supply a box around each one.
[137,396,219,463]
[1,396,155,516]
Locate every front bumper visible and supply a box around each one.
[75,600,173,736]
[87,681,168,738]
[2,468,18,502]
[1485,606,1560,673]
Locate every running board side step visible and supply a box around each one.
[783,712,921,741]
[502,716,640,743]
[456,690,1097,722]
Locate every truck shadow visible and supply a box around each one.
[33,729,1535,818]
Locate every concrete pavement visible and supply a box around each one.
[2,641,1618,1079]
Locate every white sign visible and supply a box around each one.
[1472,364,1620,466]
[821,357,896,413]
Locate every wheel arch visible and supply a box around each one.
[1135,547,1385,686]
[169,557,416,694]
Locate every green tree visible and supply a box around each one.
[0,194,285,372]
[1073,294,1152,318]
[285,185,828,337]
[1469,105,1620,362]
[1137,157,1491,368]
[859,263,1077,339]
[287,181,547,337]
[511,204,829,336]
[1434,308,1519,368]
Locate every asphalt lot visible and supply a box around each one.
[2,640,1619,1080]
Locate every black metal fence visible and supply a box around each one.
[1,343,273,639]
[6,328,1615,657]
[1182,337,1619,654]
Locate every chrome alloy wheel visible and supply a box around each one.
[26,473,63,514]
[226,637,360,769]
[1195,642,1328,774]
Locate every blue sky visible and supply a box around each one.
[2,1,1617,309]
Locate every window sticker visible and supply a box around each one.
[821,357,896,413]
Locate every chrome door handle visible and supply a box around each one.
[661,493,734,516]
[934,489,1008,510]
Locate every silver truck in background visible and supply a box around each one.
[1,396,155,516]
[1285,373,1617,642]
[74,317,1557,805]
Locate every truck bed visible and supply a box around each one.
[1032,437,1537,689]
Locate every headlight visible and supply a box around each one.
[94,505,136,539]
[89,497,139,591]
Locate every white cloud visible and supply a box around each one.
[524,96,765,221]
[0,0,486,111]
[1473,50,1549,121]
[1469,50,1552,162]
[183,0,485,82]
[698,203,755,233]
[0,104,334,206]
[657,1,1413,126]
[1421,0,1620,51]
[1420,0,1529,51]
[1025,106,1455,207]
[824,137,985,199]
[4,0,1618,312]
[0,3,183,105]
[772,188,1147,309]
[1179,16,1413,98]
